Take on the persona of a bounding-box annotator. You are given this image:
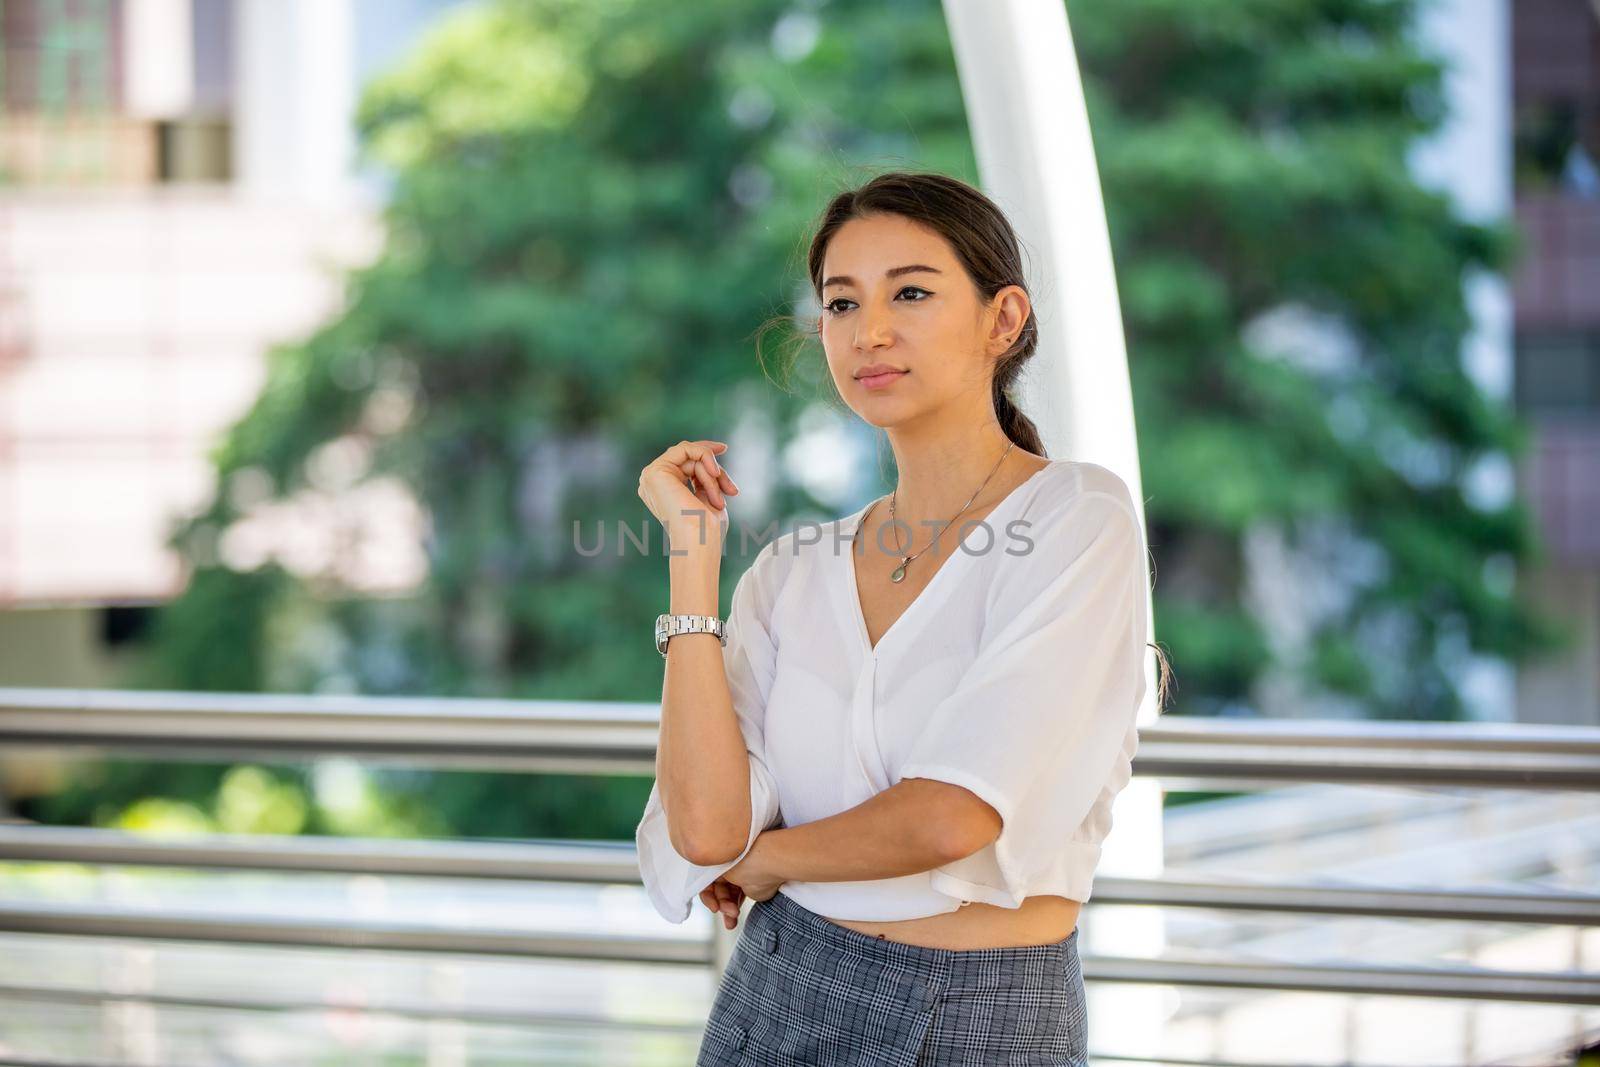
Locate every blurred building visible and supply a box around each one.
[1510,0,1600,728]
[0,0,463,686]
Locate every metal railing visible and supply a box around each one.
[1,686,1598,1051]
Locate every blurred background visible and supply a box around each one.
[0,0,1597,1064]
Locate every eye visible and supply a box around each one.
[821,286,933,316]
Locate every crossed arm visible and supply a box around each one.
[740,777,1002,884]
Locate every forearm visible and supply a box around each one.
[760,780,960,884]
[658,537,748,865]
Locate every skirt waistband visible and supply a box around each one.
[752,887,1078,983]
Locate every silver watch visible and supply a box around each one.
[655,613,727,657]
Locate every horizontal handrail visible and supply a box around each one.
[3,686,1597,1022]
[0,981,704,1038]
[4,687,1599,787]
[0,822,639,883]
[2,823,1597,926]
[0,899,1594,1004]
[1096,873,1600,925]
[0,687,662,775]
[0,898,710,965]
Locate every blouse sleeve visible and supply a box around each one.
[897,485,1149,909]
[634,546,786,924]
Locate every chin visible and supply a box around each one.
[850,401,920,431]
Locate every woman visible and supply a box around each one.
[635,171,1171,1066]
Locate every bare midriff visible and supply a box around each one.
[818,894,1082,950]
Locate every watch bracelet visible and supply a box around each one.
[655,612,726,657]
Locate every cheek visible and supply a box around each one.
[821,348,851,386]
[819,332,854,378]
[820,320,846,351]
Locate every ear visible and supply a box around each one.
[988,285,1030,356]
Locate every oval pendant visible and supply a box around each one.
[890,563,907,583]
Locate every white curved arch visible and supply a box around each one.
[941,0,1166,1053]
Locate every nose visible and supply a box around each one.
[854,298,894,350]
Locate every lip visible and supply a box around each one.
[854,365,908,390]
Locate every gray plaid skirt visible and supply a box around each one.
[696,888,1088,1066]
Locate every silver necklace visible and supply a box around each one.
[880,440,1015,584]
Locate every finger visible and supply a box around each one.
[674,451,725,505]
[698,456,726,509]
[676,446,724,484]
[673,449,717,479]
[671,460,722,518]
[695,447,733,489]
[694,476,722,518]
[663,440,728,472]
[722,890,743,927]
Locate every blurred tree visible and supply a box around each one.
[27,0,977,838]
[1068,0,1567,719]
[25,0,1568,840]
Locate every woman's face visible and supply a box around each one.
[815,213,1027,431]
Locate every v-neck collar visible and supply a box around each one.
[839,460,1066,658]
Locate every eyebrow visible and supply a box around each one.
[821,264,944,290]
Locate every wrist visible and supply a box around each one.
[669,545,720,616]
[752,827,788,883]
[666,511,725,556]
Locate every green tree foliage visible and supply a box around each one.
[51,0,977,838]
[1069,0,1568,719]
[30,0,1567,839]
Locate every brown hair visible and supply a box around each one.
[758,169,1174,710]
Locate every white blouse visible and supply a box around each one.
[635,458,1150,924]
